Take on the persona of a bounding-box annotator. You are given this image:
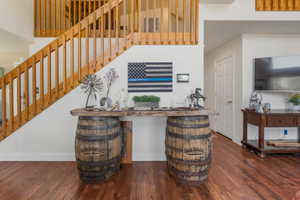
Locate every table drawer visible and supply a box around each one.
[267,116,298,127]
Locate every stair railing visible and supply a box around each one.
[0,0,199,141]
[256,0,300,11]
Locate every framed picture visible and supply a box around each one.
[177,73,190,83]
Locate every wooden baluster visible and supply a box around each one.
[101,8,105,65]
[296,0,300,10]
[79,0,82,21]
[44,0,47,35]
[124,0,127,48]
[74,0,77,25]
[168,0,170,43]
[58,0,61,34]
[287,0,294,10]
[17,68,21,127]
[86,18,90,74]
[116,3,120,55]
[138,0,142,43]
[84,0,87,17]
[63,35,67,93]
[175,0,179,44]
[9,74,14,133]
[190,0,193,43]
[1,78,7,137]
[40,54,44,110]
[69,0,71,28]
[78,23,82,80]
[272,0,279,10]
[182,0,186,43]
[54,0,57,34]
[71,29,75,87]
[93,11,97,72]
[63,0,66,31]
[55,41,59,97]
[49,0,52,35]
[38,0,42,36]
[131,0,134,43]
[24,64,29,121]
[34,0,37,36]
[280,0,287,10]
[195,0,199,44]
[146,0,149,44]
[109,2,112,60]
[89,0,91,15]
[256,0,264,10]
[47,48,52,104]
[32,59,37,116]
[160,0,163,44]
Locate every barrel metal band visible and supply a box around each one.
[167,121,210,129]
[168,164,210,177]
[166,131,211,140]
[165,144,206,155]
[77,124,119,130]
[166,153,212,166]
[79,116,119,121]
[76,131,120,141]
[77,155,122,167]
[168,115,209,121]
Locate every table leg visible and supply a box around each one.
[259,125,265,150]
[242,112,248,148]
[298,127,300,143]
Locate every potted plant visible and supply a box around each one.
[133,95,160,108]
[288,94,300,111]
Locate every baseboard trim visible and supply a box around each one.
[0,153,75,161]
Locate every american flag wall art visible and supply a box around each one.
[128,62,173,93]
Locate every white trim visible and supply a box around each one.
[0,153,75,161]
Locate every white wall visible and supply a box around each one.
[0,45,203,161]
[242,34,300,140]
[0,0,34,41]
[204,37,243,144]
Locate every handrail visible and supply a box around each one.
[0,0,199,141]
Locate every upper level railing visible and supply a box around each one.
[256,0,300,11]
[34,0,199,40]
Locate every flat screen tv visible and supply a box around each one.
[254,55,300,92]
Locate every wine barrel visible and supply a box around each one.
[166,115,212,185]
[75,116,123,184]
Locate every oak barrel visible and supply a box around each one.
[75,116,123,184]
[166,115,212,185]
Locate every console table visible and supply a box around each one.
[71,108,212,184]
[242,109,300,158]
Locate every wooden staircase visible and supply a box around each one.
[0,0,199,141]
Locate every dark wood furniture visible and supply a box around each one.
[242,109,300,158]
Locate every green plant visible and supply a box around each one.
[133,95,160,103]
[289,94,300,106]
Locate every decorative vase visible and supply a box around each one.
[134,101,159,108]
[100,97,112,109]
[293,105,300,111]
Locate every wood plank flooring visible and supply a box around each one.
[0,134,300,200]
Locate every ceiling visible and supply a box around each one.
[204,21,300,52]
[0,28,30,52]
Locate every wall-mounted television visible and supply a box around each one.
[254,55,300,92]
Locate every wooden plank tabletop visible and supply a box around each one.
[70,108,209,117]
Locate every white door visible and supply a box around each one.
[214,56,234,139]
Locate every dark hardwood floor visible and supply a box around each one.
[1,134,300,200]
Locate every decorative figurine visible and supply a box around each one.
[189,88,206,109]
[80,74,104,110]
[248,92,263,112]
